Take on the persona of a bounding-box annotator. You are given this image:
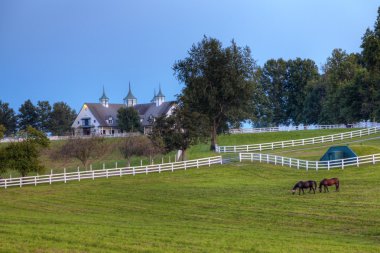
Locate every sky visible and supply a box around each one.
[0,0,379,113]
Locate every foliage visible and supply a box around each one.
[49,102,76,136]
[18,99,39,130]
[118,135,159,166]
[56,137,106,169]
[2,126,49,176]
[174,36,262,150]
[36,101,52,132]
[117,106,142,133]
[0,100,17,135]
[149,106,209,160]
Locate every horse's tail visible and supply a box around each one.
[336,178,340,191]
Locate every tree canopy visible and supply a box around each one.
[174,36,262,150]
[117,107,141,133]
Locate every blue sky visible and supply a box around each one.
[0,0,378,113]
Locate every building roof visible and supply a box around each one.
[84,101,175,127]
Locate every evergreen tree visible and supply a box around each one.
[49,102,76,135]
[36,100,52,133]
[117,107,141,132]
[18,99,38,130]
[0,100,17,135]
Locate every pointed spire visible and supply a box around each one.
[99,85,109,107]
[100,85,109,100]
[151,89,157,102]
[124,81,136,100]
[157,83,165,97]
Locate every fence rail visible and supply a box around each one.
[239,153,380,171]
[216,127,380,153]
[229,122,380,134]
[0,156,222,189]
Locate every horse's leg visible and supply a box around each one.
[326,185,329,192]
[302,188,305,195]
[336,182,339,191]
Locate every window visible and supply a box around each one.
[94,120,96,123]
[108,116,113,124]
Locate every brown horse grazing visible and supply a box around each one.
[319,178,339,193]
[292,180,317,195]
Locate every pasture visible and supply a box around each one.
[0,162,379,252]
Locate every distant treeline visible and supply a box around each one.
[257,8,380,126]
[0,100,76,136]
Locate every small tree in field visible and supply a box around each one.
[4,126,50,177]
[149,105,209,161]
[57,137,106,169]
[0,124,5,139]
[118,135,159,166]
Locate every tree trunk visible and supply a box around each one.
[210,121,217,151]
[181,149,187,161]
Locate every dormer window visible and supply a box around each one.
[108,116,113,124]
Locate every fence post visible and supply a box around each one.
[289,158,291,167]
[220,156,223,164]
[93,170,95,180]
[251,153,253,162]
[281,157,284,166]
[50,169,52,184]
[297,160,299,169]
[20,178,22,188]
[208,158,210,167]
[267,154,269,164]
[145,166,148,175]
[259,144,262,152]
[4,179,7,189]
[34,176,37,186]
[306,161,308,171]
[321,136,324,143]
[133,167,135,176]
[106,169,108,179]
[64,168,66,183]
[120,167,122,177]
[271,143,274,150]
[234,146,236,152]
[259,153,262,163]
[316,162,318,171]
[328,161,330,171]
[196,159,199,168]
[341,133,343,140]
[78,167,81,181]
[373,154,375,164]
[274,156,277,165]
[356,157,359,167]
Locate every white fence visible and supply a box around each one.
[0,156,222,189]
[216,127,380,153]
[229,122,380,134]
[239,153,380,171]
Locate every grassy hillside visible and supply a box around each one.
[0,162,379,252]
[266,134,380,160]
[217,128,361,146]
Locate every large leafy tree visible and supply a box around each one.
[150,105,209,160]
[174,36,261,150]
[36,100,52,133]
[18,99,39,130]
[117,107,141,133]
[3,126,50,176]
[259,59,288,125]
[285,58,319,124]
[49,102,76,136]
[0,100,17,135]
[360,6,380,121]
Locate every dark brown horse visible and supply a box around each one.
[319,178,339,193]
[292,180,317,195]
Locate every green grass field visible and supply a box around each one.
[0,162,379,252]
[1,129,380,252]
